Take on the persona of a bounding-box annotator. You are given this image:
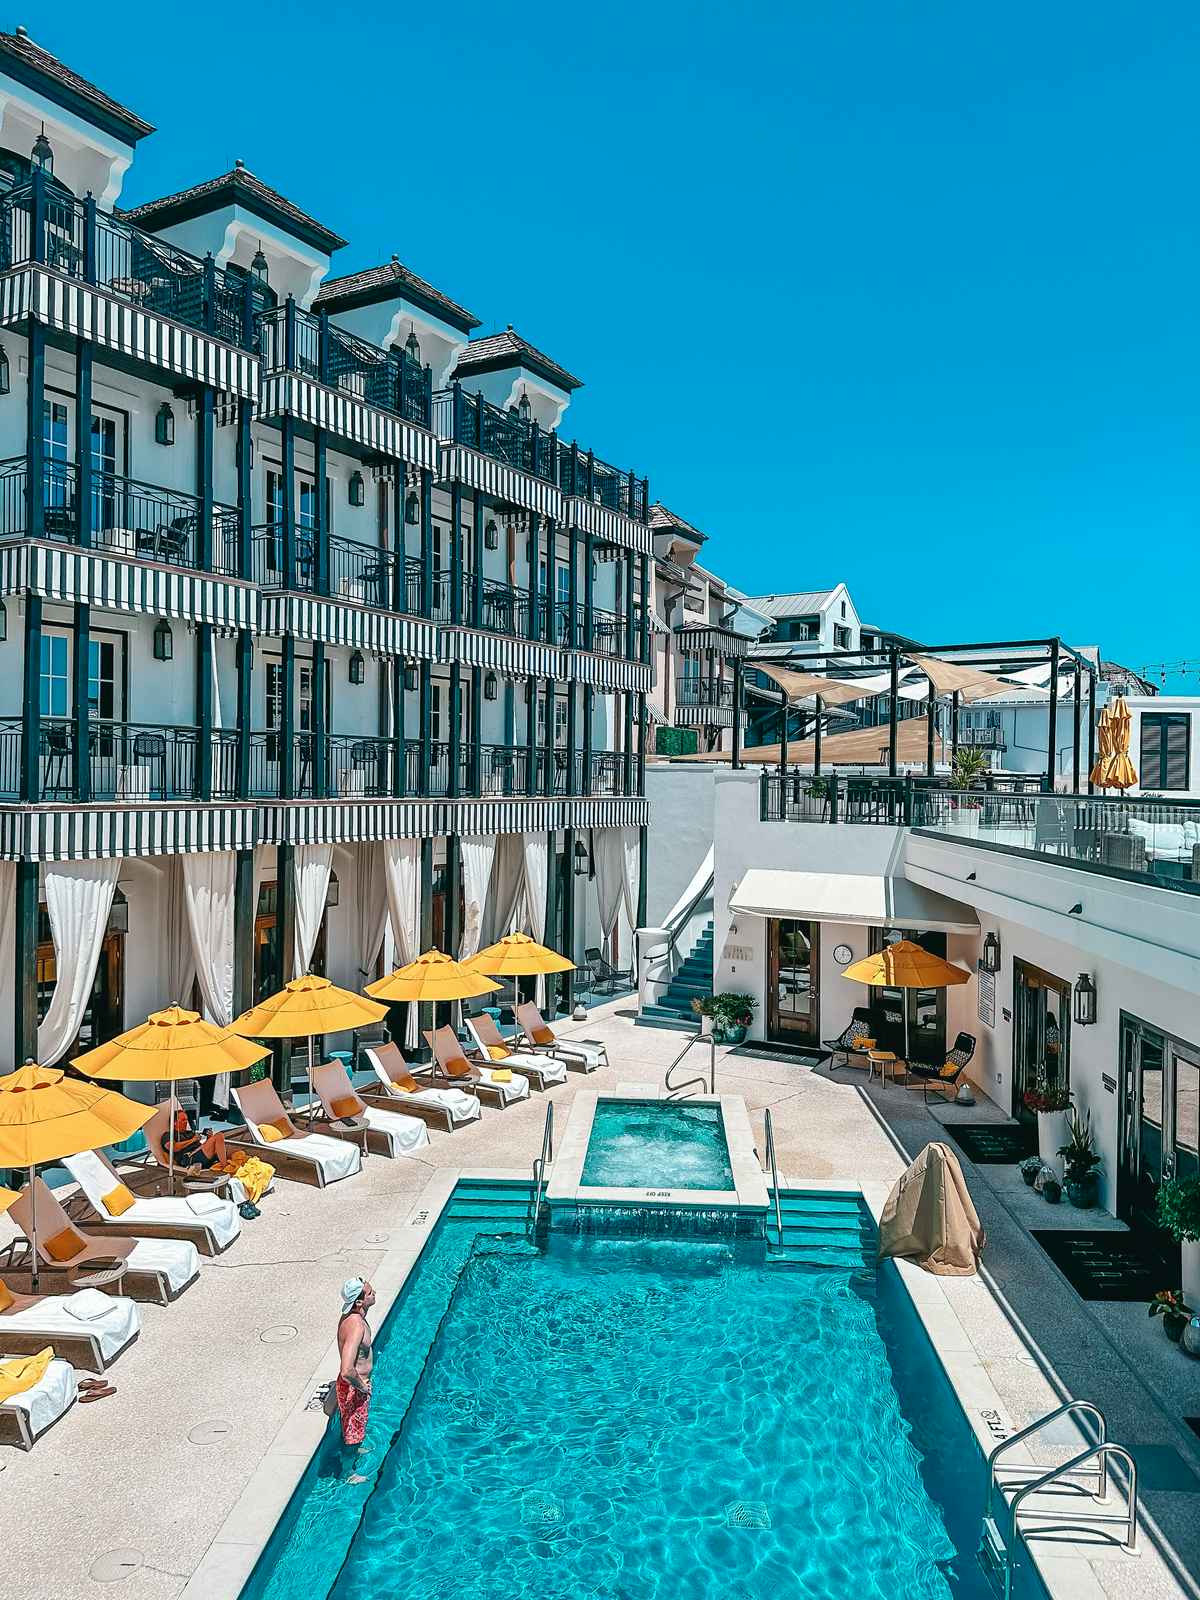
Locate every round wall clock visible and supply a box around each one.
[833,944,853,965]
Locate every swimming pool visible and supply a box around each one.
[580,1098,733,1190]
[241,1182,1016,1600]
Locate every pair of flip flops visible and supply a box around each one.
[78,1377,115,1404]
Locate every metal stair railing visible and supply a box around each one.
[986,1400,1108,1504]
[763,1107,783,1243]
[665,1026,716,1100]
[529,1102,554,1237]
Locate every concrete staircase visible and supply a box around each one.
[636,920,714,1032]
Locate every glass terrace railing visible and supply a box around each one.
[0,177,270,349]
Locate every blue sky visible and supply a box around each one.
[39,2,1200,689]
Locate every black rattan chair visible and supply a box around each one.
[822,1006,875,1070]
[905,1032,977,1102]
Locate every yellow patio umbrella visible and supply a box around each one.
[465,930,575,1016]
[230,975,388,1117]
[0,1061,154,1288]
[842,940,970,1065]
[367,949,503,1044]
[1090,695,1137,791]
[73,1006,271,1188]
[0,1185,19,1214]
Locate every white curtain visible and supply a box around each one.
[383,839,421,1047]
[353,841,388,983]
[182,851,237,1111]
[488,834,526,939]
[593,828,626,942]
[293,842,333,978]
[0,861,14,1072]
[522,832,549,1005]
[621,826,642,929]
[459,834,496,961]
[165,858,196,1007]
[38,860,121,1066]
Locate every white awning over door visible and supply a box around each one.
[728,868,978,933]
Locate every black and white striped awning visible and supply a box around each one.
[674,702,736,729]
[563,496,653,555]
[0,268,259,399]
[258,594,438,658]
[573,655,653,692]
[674,624,749,657]
[0,541,256,629]
[257,799,443,847]
[438,443,564,520]
[447,795,649,836]
[0,803,256,862]
[437,627,566,678]
[259,374,438,470]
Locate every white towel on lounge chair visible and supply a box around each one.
[356,1104,431,1156]
[63,1150,241,1251]
[502,1049,567,1084]
[3,1292,140,1364]
[463,1020,567,1084]
[248,1127,362,1183]
[1,1356,76,1443]
[364,1050,481,1124]
[472,1065,531,1104]
[551,1038,606,1069]
[124,1237,200,1295]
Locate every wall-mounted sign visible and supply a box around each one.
[725,945,753,964]
[1102,1073,1117,1094]
[977,971,996,1029]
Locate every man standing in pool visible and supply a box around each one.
[336,1277,376,1472]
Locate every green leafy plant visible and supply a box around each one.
[1149,1288,1192,1322]
[1058,1112,1102,1184]
[1019,1155,1044,1186]
[692,992,757,1027]
[1156,1177,1200,1243]
[952,747,990,787]
[806,776,829,801]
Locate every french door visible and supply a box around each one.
[767,918,819,1044]
[1012,961,1070,1123]
[1119,1017,1199,1238]
[41,396,126,538]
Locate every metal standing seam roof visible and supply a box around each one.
[741,588,842,618]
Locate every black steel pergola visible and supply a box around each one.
[730,636,1099,794]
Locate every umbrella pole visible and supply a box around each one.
[29,1162,38,1294]
[307,1034,316,1123]
[169,1086,177,1196]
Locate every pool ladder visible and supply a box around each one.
[528,1102,554,1238]
[665,1026,717,1100]
[979,1400,1138,1598]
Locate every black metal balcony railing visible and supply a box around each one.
[557,442,648,523]
[761,771,1043,826]
[250,524,398,604]
[257,302,432,428]
[0,458,239,575]
[677,678,735,708]
[27,718,234,803]
[0,178,270,350]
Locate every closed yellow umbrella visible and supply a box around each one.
[842,940,970,1064]
[230,976,388,1116]
[1091,695,1137,791]
[73,1006,271,1187]
[367,950,502,1003]
[0,1062,154,1288]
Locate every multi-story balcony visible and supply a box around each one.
[0,458,240,575]
[557,440,648,522]
[249,522,422,609]
[674,677,738,727]
[0,719,239,803]
[256,303,431,426]
[0,179,269,349]
[430,570,627,654]
[759,772,1200,896]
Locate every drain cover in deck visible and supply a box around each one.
[946,1123,1035,1165]
[522,1490,565,1525]
[1030,1229,1178,1302]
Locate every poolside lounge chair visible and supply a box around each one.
[132,1104,242,1198]
[423,1028,531,1108]
[0,1280,139,1372]
[360,1043,482,1132]
[465,1014,568,1091]
[229,1081,362,1187]
[5,1181,199,1305]
[61,1149,241,1257]
[0,1353,78,1450]
[309,1061,431,1158]
[823,1007,876,1071]
[905,1033,977,1102]
[514,1003,607,1072]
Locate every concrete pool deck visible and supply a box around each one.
[2,1002,1198,1600]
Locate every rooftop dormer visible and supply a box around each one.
[0,25,152,205]
[120,161,345,306]
[451,326,580,431]
[313,254,479,388]
[650,503,707,569]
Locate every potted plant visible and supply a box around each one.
[1156,1177,1200,1307]
[1019,1156,1043,1187]
[1149,1289,1192,1343]
[1024,1079,1073,1179]
[1042,1177,1062,1204]
[1058,1112,1102,1207]
[692,993,757,1045]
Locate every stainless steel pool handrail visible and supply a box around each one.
[763,1107,783,1243]
[665,1027,716,1100]
[1005,1443,1138,1598]
[530,1101,554,1234]
[987,1400,1108,1506]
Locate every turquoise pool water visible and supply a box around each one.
[580,1099,734,1189]
[242,1185,1002,1600]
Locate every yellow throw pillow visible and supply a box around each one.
[532,1026,555,1045]
[330,1094,360,1118]
[257,1122,286,1144]
[446,1058,472,1078]
[0,1277,14,1311]
[44,1227,80,1263]
[394,1073,421,1093]
[489,1068,513,1084]
[0,1346,52,1402]
[101,1183,135,1217]
[486,1045,509,1062]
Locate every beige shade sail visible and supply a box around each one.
[906,654,1016,704]
[877,1141,985,1276]
[755,663,874,708]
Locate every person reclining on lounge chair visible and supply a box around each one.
[167,1105,227,1171]
[464,1014,568,1091]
